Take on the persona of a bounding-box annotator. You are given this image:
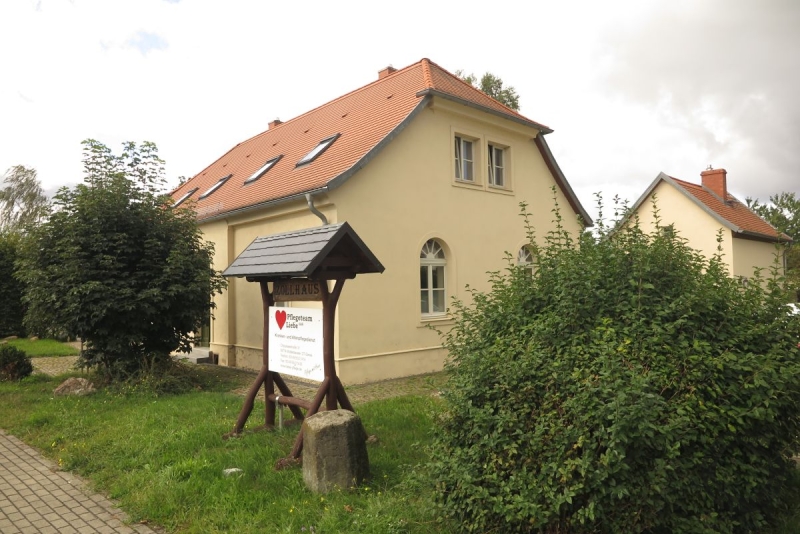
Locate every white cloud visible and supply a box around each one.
[0,0,797,218]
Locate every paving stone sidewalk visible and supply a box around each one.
[32,356,80,377]
[0,430,156,534]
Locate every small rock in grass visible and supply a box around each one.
[53,378,95,397]
[223,468,243,477]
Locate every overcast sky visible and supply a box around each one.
[1,0,798,222]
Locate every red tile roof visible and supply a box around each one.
[170,58,563,222]
[670,176,790,242]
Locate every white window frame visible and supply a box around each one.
[172,187,198,208]
[199,174,231,199]
[297,134,340,166]
[420,239,447,317]
[517,246,534,276]
[454,135,475,183]
[245,155,282,184]
[488,144,505,187]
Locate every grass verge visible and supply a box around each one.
[0,370,450,533]
[5,338,79,357]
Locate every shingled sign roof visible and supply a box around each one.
[171,58,591,225]
[223,222,384,281]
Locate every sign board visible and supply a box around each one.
[273,280,323,302]
[268,306,324,381]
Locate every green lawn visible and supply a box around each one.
[2,367,798,533]
[0,370,450,533]
[4,338,79,357]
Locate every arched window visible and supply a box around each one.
[420,239,446,316]
[517,246,534,275]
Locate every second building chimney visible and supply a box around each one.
[378,66,397,80]
[701,167,728,199]
[268,119,282,129]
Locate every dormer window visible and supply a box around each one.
[297,134,340,166]
[245,156,282,184]
[172,187,198,208]
[199,174,231,199]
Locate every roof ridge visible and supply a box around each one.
[421,58,434,88]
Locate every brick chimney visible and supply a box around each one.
[268,119,282,129]
[701,167,728,199]
[378,66,397,80]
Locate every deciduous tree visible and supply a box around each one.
[456,70,520,110]
[748,192,800,299]
[19,140,226,379]
[0,165,49,234]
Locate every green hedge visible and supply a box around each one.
[0,345,33,381]
[431,204,800,533]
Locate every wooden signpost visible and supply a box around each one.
[221,223,384,466]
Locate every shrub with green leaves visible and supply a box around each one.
[0,345,33,381]
[18,140,226,381]
[431,200,800,533]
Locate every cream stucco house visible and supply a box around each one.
[629,168,790,283]
[171,58,591,383]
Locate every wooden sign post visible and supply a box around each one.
[221,223,383,467]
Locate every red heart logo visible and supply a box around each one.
[275,310,287,330]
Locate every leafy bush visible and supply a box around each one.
[431,200,800,533]
[0,345,33,381]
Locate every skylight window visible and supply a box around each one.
[297,134,340,166]
[244,155,282,184]
[172,187,198,208]
[199,174,231,199]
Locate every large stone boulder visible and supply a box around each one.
[53,377,95,397]
[302,410,369,493]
